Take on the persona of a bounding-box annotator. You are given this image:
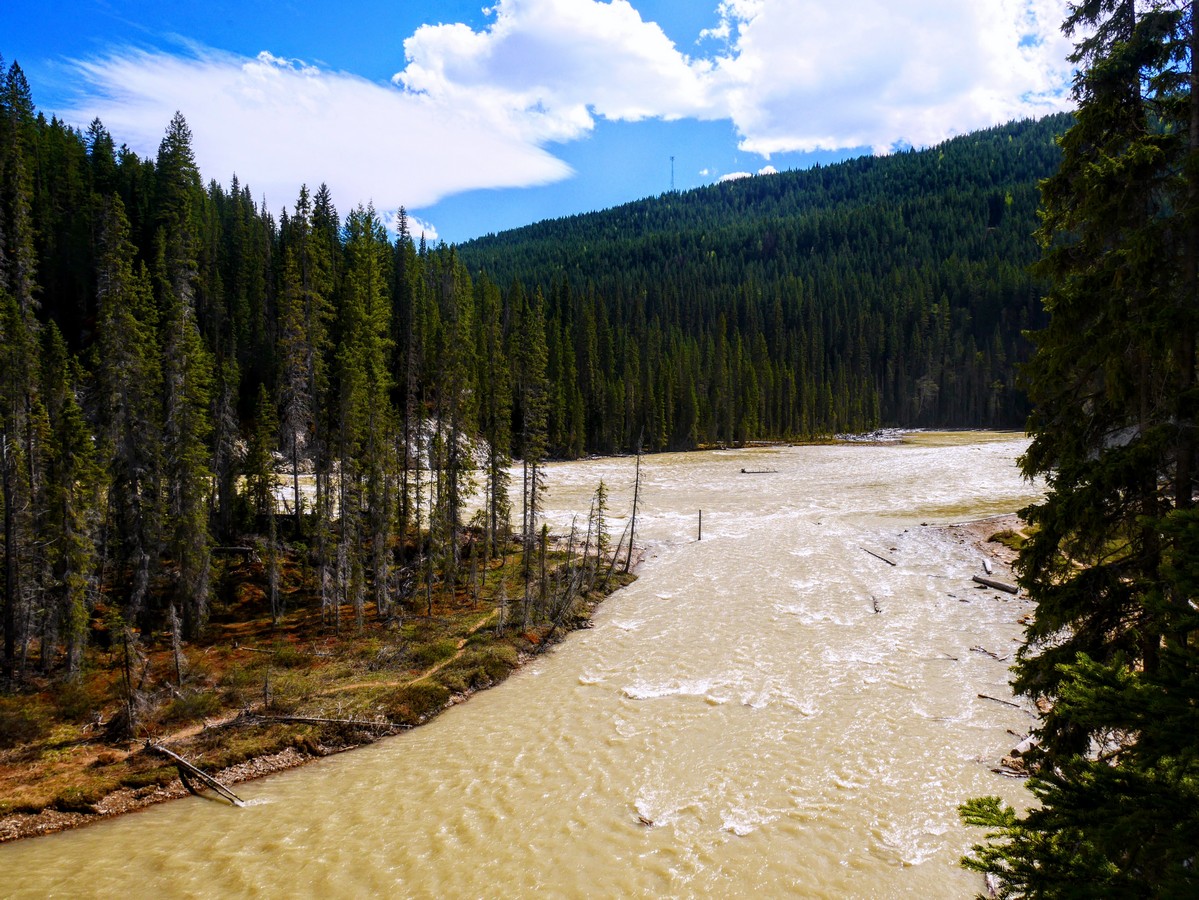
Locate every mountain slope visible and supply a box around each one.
[458,114,1069,450]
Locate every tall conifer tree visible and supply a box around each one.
[961,3,1199,893]
[154,113,214,637]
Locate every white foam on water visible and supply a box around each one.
[875,817,953,867]
[610,618,644,631]
[633,789,688,829]
[622,678,718,701]
[740,690,771,709]
[721,806,777,836]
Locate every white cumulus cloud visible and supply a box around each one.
[399,0,722,143]
[704,0,1075,154]
[57,0,1077,224]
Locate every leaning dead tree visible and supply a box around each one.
[145,741,244,806]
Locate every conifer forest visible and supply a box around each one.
[3,0,1199,888]
[0,52,1068,680]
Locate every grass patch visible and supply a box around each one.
[409,638,458,669]
[0,699,48,749]
[160,691,223,725]
[989,529,1027,551]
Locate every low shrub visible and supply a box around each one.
[54,679,100,722]
[989,528,1029,551]
[385,681,450,725]
[436,644,519,693]
[119,767,176,790]
[53,785,107,813]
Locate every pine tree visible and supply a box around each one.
[0,61,42,679]
[277,185,333,537]
[40,324,98,675]
[154,114,214,637]
[0,288,35,680]
[512,284,549,623]
[93,195,162,626]
[476,275,512,559]
[334,205,395,625]
[430,247,477,584]
[961,3,1199,894]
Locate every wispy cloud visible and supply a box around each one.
[64,47,572,218]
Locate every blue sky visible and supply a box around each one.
[5,1,1076,244]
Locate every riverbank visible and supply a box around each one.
[0,544,637,844]
[0,515,1029,846]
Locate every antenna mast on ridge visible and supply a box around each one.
[670,156,675,192]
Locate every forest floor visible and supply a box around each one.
[0,542,636,843]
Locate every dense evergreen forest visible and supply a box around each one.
[0,50,1067,681]
[0,56,569,681]
[459,113,1070,450]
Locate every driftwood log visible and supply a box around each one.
[249,713,410,732]
[145,741,245,806]
[861,547,897,567]
[978,693,1021,709]
[972,574,1018,594]
[971,645,1010,661]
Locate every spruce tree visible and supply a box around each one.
[154,114,214,637]
[0,61,42,679]
[476,275,512,559]
[512,284,549,623]
[93,195,162,626]
[334,205,395,625]
[40,324,98,675]
[961,3,1199,894]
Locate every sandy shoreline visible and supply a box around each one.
[0,515,1024,845]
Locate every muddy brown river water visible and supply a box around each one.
[2,432,1042,898]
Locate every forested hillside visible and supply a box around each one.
[460,114,1070,451]
[0,51,1066,680]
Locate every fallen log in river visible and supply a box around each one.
[972,574,1018,594]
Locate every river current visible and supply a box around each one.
[3,433,1042,898]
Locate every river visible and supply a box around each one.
[3,432,1042,898]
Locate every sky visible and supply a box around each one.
[4,1,1077,244]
